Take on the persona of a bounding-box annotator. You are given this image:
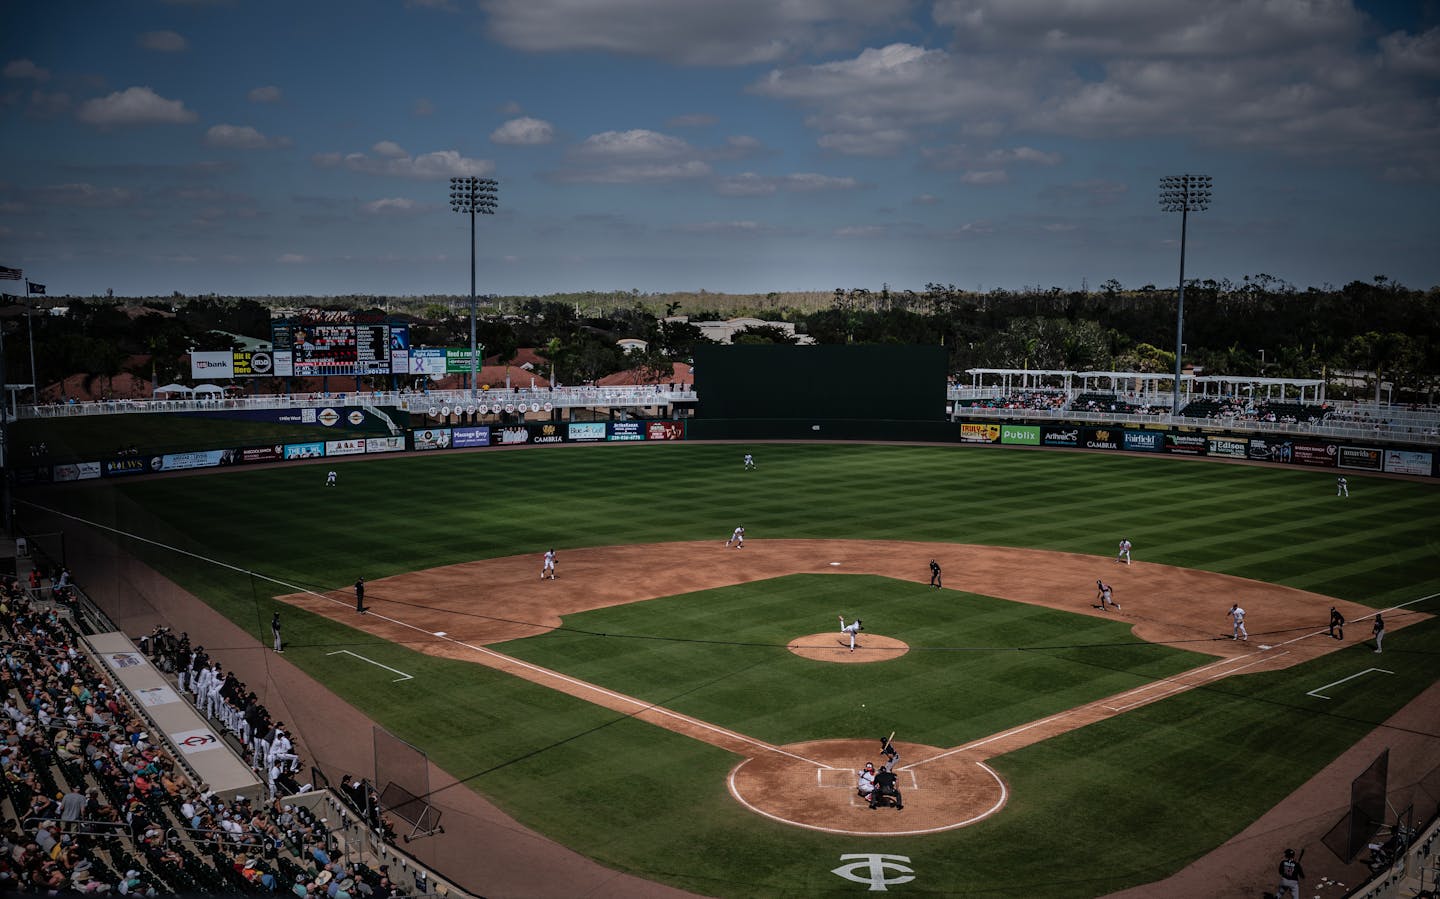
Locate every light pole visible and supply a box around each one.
[1159,174,1211,414]
[449,177,498,398]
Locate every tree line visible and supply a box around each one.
[5,275,1436,401]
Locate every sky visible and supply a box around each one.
[1,0,1438,299]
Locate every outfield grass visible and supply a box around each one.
[25,442,1440,897]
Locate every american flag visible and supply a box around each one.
[0,265,22,280]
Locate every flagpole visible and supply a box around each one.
[24,281,38,405]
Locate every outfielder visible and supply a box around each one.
[1336,476,1348,497]
[326,470,337,487]
[1096,579,1119,611]
[725,526,745,549]
[839,615,863,652]
[743,453,756,470]
[541,549,557,580]
[1116,538,1132,564]
[1228,603,1248,641]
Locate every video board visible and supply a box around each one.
[273,320,409,376]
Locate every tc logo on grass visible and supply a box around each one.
[832,854,915,891]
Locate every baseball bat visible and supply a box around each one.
[886,730,895,747]
[1299,848,1305,862]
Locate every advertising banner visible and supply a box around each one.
[960,422,1001,443]
[190,351,234,379]
[325,438,366,457]
[365,436,406,454]
[155,449,236,471]
[1122,430,1164,453]
[273,350,293,377]
[1384,449,1433,476]
[608,422,645,441]
[452,427,490,448]
[1040,425,1080,447]
[445,348,479,373]
[1337,446,1383,472]
[1081,427,1121,450]
[568,422,607,442]
[1164,433,1208,455]
[409,348,447,375]
[1000,424,1040,445]
[53,461,103,482]
[103,458,155,477]
[1208,436,1249,458]
[233,351,277,377]
[1289,442,1337,468]
[646,421,685,440]
[413,429,452,451]
[1248,438,1293,463]
[283,442,325,460]
[531,423,565,444]
[494,426,530,445]
[241,445,284,463]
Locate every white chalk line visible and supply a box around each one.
[325,649,414,682]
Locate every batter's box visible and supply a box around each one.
[817,766,921,790]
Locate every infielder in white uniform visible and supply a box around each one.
[725,526,745,549]
[839,615,863,652]
[1116,539,1132,564]
[541,549,556,580]
[1228,603,1248,640]
[1096,579,1120,611]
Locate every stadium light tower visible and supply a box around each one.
[449,177,498,398]
[1159,174,1211,415]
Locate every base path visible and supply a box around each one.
[278,540,1423,837]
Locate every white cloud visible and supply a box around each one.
[204,124,290,149]
[835,224,886,238]
[372,140,409,158]
[4,59,50,82]
[913,193,940,205]
[554,129,713,183]
[76,86,197,126]
[277,253,310,264]
[33,183,138,207]
[313,146,495,179]
[139,30,189,52]
[934,0,1365,57]
[1380,28,1440,78]
[715,171,860,196]
[672,220,779,235]
[491,117,555,145]
[248,85,282,103]
[960,169,1008,185]
[482,0,912,66]
[361,197,421,214]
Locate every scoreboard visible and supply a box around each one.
[273,319,409,376]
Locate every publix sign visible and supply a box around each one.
[1000,425,1040,445]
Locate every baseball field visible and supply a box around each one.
[28,441,1440,896]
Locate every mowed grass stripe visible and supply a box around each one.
[31,441,1440,898]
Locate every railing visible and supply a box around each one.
[19,386,699,419]
[951,404,1440,445]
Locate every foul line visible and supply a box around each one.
[1306,667,1395,700]
[325,650,414,682]
[22,500,823,767]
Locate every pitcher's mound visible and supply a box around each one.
[729,739,1007,835]
[787,633,908,662]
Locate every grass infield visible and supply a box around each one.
[30,442,1440,897]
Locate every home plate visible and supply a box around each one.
[829,562,841,566]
